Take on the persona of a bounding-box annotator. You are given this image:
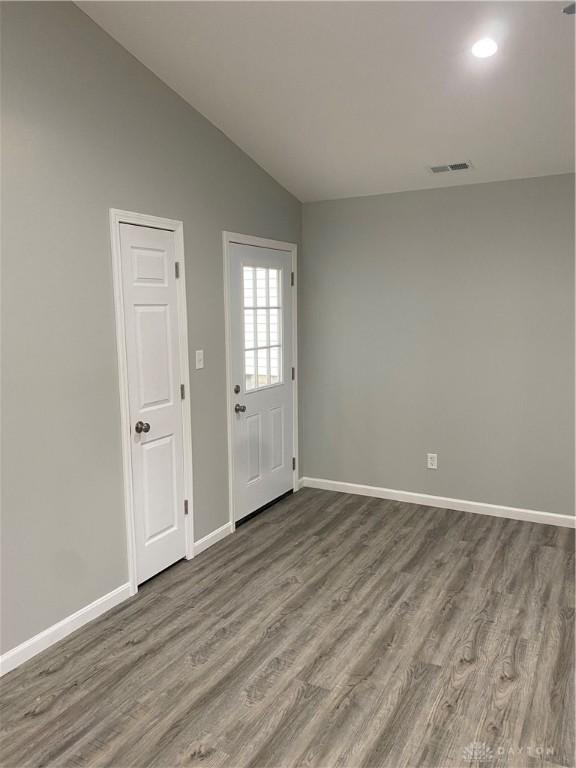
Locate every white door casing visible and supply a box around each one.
[224,235,298,523]
[115,217,191,586]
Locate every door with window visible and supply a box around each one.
[227,240,295,522]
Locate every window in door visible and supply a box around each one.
[243,266,282,391]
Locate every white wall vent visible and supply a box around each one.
[429,161,473,174]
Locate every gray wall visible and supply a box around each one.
[1,2,301,653]
[301,175,574,517]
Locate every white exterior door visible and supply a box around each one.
[228,241,295,522]
[120,223,186,583]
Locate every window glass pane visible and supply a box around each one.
[243,267,254,308]
[244,310,255,350]
[242,267,283,391]
[268,269,279,306]
[270,346,280,384]
[256,268,267,307]
[245,350,255,391]
[269,309,280,346]
[256,309,268,348]
[257,348,269,386]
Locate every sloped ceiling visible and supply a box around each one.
[79,1,575,201]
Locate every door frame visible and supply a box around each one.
[110,209,195,595]
[222,231,299,529]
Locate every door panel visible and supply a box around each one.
[132,247,168,285]
[246,413,262,483]
[142,435,177,543]
[120,223,186,583]
[270,407,284,471]
[228,242,294,522]
[134,305,173,408]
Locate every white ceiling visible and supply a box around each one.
[79,2,574,202]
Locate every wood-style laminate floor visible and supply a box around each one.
[1,488,574,768]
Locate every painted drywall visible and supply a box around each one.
[1,2,300,654]
[300,175,575,517]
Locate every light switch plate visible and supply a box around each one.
[195,350,204,369]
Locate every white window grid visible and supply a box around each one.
[243,266,283,391]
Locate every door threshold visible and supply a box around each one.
[236,490,294,527]
[138,556,187,589]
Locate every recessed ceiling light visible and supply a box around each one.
[471,38,498,58]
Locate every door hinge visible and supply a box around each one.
[184,499,189,516]
[292,457,296,471]
[175,261,180,279]
[180,383,185,400]
[291,367,295,381]
[291,271,295,287]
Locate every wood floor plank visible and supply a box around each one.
[1,489,573,768]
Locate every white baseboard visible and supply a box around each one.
[300,477,575,529]
[1,522,236,676]
[194,521,234,556]
[0,582,132,677]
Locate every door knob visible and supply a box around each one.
[135,421,151,434]
[234,404,247,413]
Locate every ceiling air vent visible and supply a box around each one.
[429,161,473,174]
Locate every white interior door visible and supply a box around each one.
[228,241,295,522]
[120,223,186,583]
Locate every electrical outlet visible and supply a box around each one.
[427,453,438,470]
[195,350,204,370]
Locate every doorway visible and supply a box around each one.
[223,233,298,524]
[111,210,194,591]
